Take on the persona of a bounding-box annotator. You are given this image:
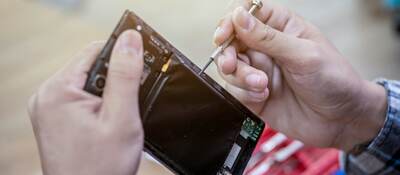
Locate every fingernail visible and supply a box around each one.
[117,31,140,55]
[246,74,265,90]
[214,27,224,39]
[213,27,224,45]
[234,7,255,31]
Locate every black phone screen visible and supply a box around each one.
[143,58,246,175]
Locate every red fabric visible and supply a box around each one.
[245,127,339,175]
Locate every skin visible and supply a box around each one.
[28,30,145,175]
[213,0,388,151]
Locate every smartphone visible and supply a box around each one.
[84,10,265,175]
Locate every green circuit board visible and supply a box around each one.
[241,117,263,141]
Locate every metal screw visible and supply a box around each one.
[250,0,263,14]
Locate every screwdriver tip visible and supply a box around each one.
[199,58,214,75]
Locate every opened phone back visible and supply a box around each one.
[84,10,265,175]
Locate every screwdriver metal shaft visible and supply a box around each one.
[199,0,263,74]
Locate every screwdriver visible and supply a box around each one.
[199,0,263,75]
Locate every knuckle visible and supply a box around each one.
[288,43,323,74]
[307,43,323,60]
[27,72,84,123]
[35,89,55,111]
[28,89,53,123]
[35,84,52,107]
[303,44,324,69]
[272,5,291,30]
[259,26,277,44]
[280,7,294,29]
[34,79,71,110]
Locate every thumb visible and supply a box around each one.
[231,7,316,68]
[102,30,143,120]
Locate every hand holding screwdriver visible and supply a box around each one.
[200,0,263,74]
[212,0,387,152]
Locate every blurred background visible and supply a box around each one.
[1,0,400,174]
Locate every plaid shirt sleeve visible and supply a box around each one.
[345,79,400,175]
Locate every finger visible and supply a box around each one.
[262,5,319,38]
[216,0,315,41]
[64,41,106,75]
[229,0,300,31]
[214,13,234,46]
[225,82,269,103]
[219,58,268,92]
[232,7,316,67]
[228,0,269,22]
[246,49,274,74]
[214,13,251,49]
[51,41,105,90]
[215,46,238,74]
[102,30,144,120]
[214,0,269,45]
[255,1,292,32]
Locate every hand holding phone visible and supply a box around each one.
[28,31,145,175]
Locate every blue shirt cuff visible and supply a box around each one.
[368,79,400,162]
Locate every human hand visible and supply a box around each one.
[214,0,387,151]
[28,30,144,175]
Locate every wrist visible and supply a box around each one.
[340,80,387,151]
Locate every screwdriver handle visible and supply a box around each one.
[210,35,235,60]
